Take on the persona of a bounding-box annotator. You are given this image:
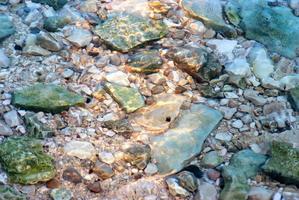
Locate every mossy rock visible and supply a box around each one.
[0,185,26,200]
[94,14,168,52]
[24,112,54,139]
[12,83,85,114]
[0,137,56,184]
[0,14,15,41]
[32,0,67,10]
[44,16,70,32]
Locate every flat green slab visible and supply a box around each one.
[104,83,145,113]
[94,14,168,52]
[0,137,56,184]
[151,104,223,174]
[0,14,15,41]
[12,83,85,114]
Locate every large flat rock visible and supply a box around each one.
[151,104,223,174]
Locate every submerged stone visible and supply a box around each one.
[288,86,299,111]
[0,184,26,200]
[262,141,299,187]
[104,83,145,113]
[225,0,299,58]
[181,0,236,37]
[44,16,71,32]
[94,14,168,52]
[0,14,15,41]
[32,0,67,10]
[24,112,54,139]
[12,84,85,114]
[151,104,223,174]
[220,150,267,200]
[0,137,56,184]
[50,188,72,200]
[127,50,163,74]
[123,144,151,170]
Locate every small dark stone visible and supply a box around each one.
[46,178,61,189]
[175,86,187,94]
[30,27,41,34]
[87,181,102,193]
[176,171,198,192]
[62,167,82,184]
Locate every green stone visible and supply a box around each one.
[104,83,145,113]
[181,0,237,37]
[32,0,67,10]
[94,14,168,52]
[0,185,26,200]
[220,150,267,200]
[201,151,224,168]
[0,137,56,184]
[44,16,70,32]
[262,141,299,187]
[225,0,299,58]
[288,86,299,111]
[24,112,54,139]
[127,50,163,74]
[0,14,15,41]
[50,188,72,200]
[151,104,223,174]
[12,83,85,114]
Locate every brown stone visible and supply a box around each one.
[87,181,102,193]
[46,178,61,189]
[92,161,114,180]
[62,167,83,184]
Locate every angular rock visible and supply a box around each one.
[195,182,217,200]
[123,144,151,170]
[131,94,186,134]
[144,163,158,175]
[23,34,51,56]
[207,39,238,61]
[0,14,15,41]
[247,187,274,200]
[176,171,198,192]
[3,110,20,128]
[126,50,163,74]
[220,150,267,200]
[62,167,82,184]
[0,184,26,200]
[0,137,56,184]
[103,119,134,135]
[181,0,236,37]
[64,140,96,160]
[201,151,224,168]
[0,120,13,136]
[104,83,145,113]
[168,44,222,82]
[92,161,114,180]
[225,0,299,58]
[50,188,72,200]
[94,14,168,52]
[244,89,267,106]
[105,71,130,86]
[66,27,92,47]
[166,177,191,198]
[36,32,62,52]
[32,0,67,10]
[0,49,9,68]
[44,16,70,32]
[262,141,299,187]
[24,112,54,139]
[151,104,223,174]
[288,86,299,111]
[87,181,102,193]
[12,84,85,114]
[225,58,251,88]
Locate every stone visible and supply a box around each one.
[123,144,151,170]
[288,86,299,111]
[103,119,134,135]
[0,120,13,136]
[127,50,163,74]
[44,16,70,32]
[207,169,221,181]
[23,34,51,56]
[46,178,61,189]
[144,163,158,175]
[244,89,267,106]
[220,150,267,200]
[62,167,82,184]
[66,27,92,47]
[231,120,243,129]
[50,188,72,200]
[0,14,15,41]
[3,110,20,128]
[215,132,232,142]
[36,32,62,52]
[80,0,97,13]
[207,39,238,61]
[98,151,115,164]
[131,94,186,134]
[201,151,224,168]
[290,0,299,9]
[105,71,130,86]
[0,137,56,184]
[168,44,222,82]
[32,0,67,10]
[104,83,145,113]
[283,188,299,200]
[176,171,198,192]
[225,0,299,58]
[181,0,236,37]
[219,107,237,120]
[262,141,299,187]
[64,140,96,160]
[195,182,217,200]
[225,58,251,87]
[151,104,223,174]
[92,161,114,180]
[0,49,9,68]
[0,184,26,200]
[87,181,102,193]
[12,83,85,114]
[24,112,54,139]
[166,177,190,198]
[94,14,168,52]
[247,187,274,200]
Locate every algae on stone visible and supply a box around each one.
[220,150,267,200]
[0,137,56,184]
[32,0,67,10]
[288,86,299,111]
[0,14,15,41]
[12,83,85,114]
[24,112,54,139]
[0,185,26,200]
[262,141,299,187]
[104,83,145,113]
[94,14,168,52]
